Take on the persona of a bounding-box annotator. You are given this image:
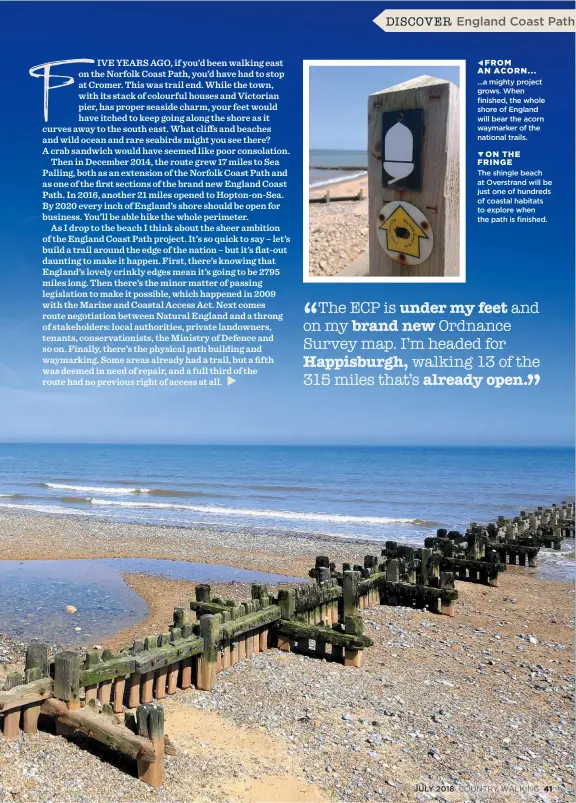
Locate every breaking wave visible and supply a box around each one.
[45,482,151,495]
[88,497,422,525]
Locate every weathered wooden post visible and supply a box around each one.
[553,527,563,550]
[245,602,256,657]
[195,584,211,603]
[227,605,239,665]
[22,643,49,733]
[98,670,112,706]
[317,566,331,585]
[53,651,81,737]
[237,605,247,661]
[54,651,81,710]
[342,570,360,618]
[173,609,194,689]
[1,674,24,738]
[259,625,269,652]
[128,640,144,707]
[141,637,156,704]
[420,548,432,586]
[314,555,330,577]
[251,583,267,601]
[386,558,399,605]
[112,676,126,713]
[25,643,48,677]
[220,611,231,668]
[368,75,460,277]
[486,549,502,584]
[136,702,165,788]
[198,614,219,691]
[439,572,456,616]
[277,588,296,651]
[343,616,364,668]
[154,634,170,700]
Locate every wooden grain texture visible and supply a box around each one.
[368,75,460,277]
[41,697,156,763]
[53,651,81,706]
[22,702,41,734]
[197,614,219,691]
[113,677,126,713]
[276,620,372,649]
[2,709,21,738]
[136,703,165,788]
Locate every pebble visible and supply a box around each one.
[0,511,572,801]
[308,202,368,276]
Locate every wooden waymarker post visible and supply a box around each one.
[368,75,460,278]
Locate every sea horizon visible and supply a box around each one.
[1,442,573,448]
[309,147,368,186]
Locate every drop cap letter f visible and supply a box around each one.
[29,58,95,121]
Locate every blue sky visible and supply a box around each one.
[309,65,461,150]
[0,2,573,446]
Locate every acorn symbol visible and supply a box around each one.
[384,120,414,186]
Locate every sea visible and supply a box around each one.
[309,148,367,188]
[0,444,573,545]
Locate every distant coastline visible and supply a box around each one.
[309,170,368,190]
[309,147,367,187]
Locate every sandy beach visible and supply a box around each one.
[0,509,383,577]
[103,569,575,802]
[0,543,573,802]
[0,510,573,802]
[309,174,368,201]
[309,175,369,277]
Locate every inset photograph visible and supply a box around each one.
[304,61,465,282]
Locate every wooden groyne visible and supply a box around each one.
[308,553,458,617]
[0,645,167,788]
[0,561,452,783]
[0,500,572,788]
[309,187,365,204]
[404,501,574,589]
[0,577,378,786]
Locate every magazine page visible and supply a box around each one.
[0,2,574,802]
